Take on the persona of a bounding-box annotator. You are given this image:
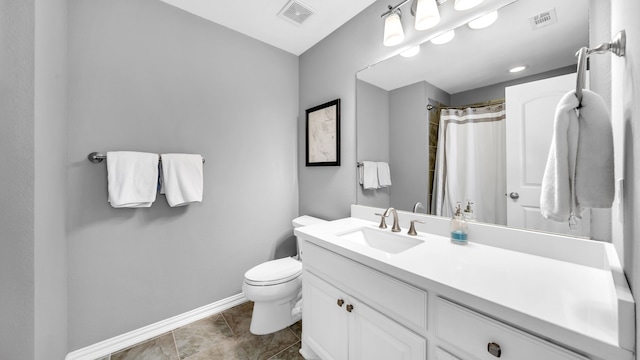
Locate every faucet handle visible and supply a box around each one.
[408,220,425,236]
[374,213,388,229]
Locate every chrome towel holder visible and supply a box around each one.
[87,152,205,164]
[575,30,626,105]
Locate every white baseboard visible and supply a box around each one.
[65,293,247,360]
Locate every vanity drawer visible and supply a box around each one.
[435,298,587,360]
[303,242,428,335]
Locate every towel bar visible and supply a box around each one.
[357,161,391,167]
[87,152,205,164]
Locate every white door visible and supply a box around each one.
[505,73,590,237]
[303,272,349,360]
[349,297,426,360]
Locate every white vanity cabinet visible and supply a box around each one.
[303,272,426,360]
[296,215,635,360]
[301,242,427,360]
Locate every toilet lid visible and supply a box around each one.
[244,257,302,286]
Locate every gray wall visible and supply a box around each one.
[0,1,36,359]
[356,80,390,208]
[587,0,613,243]
[35,0,69,359]
[390,83,427,211]
[66,0,298,349]
[610,0,640,355]
[389,81,449,211]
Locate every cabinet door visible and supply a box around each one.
[303,272,349,360]
[349,297,426,360]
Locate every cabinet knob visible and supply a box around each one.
[346,304,354,313]
[487,342,501,357]
[337,299,344,307]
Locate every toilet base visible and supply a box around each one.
[249,295,302,335]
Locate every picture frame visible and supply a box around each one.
[305,98,341,166]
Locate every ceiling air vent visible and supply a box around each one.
[278,0,315,26]
[529,8,557,30]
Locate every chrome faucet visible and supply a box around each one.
[412,202,424,213]
[383,207,401,232]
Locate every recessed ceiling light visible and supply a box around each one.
[400,45,421,57]
[509,65,528,73]
[468,11,498,29]
[430,30,455,45]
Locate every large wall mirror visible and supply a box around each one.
[355,0,607,239]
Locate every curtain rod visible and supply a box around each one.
[427,99,505,111]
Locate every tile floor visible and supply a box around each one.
[96,301,304,360]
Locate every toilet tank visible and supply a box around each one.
[292,215,325,228]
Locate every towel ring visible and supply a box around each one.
[574,30,626,106]
[575,47,588,105]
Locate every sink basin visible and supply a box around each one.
[338,227,424,254]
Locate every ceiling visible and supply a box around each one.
[159,0,377,55]
[358,0,589,94]
[158,0,588,93]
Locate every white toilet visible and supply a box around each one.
[242,215,325,335]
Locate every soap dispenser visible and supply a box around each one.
[463,200,475,222]
[451,202,468,245]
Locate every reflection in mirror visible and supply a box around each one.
[356,0,602,238]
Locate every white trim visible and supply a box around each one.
[65,293,247,360]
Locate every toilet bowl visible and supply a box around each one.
[242,215,325,335]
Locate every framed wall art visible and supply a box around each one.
[305,98,341,166]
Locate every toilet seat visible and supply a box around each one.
[244,257,302,286]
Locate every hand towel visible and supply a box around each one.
[359,161,379,190]
[160,153,203,207]
[575,89,615,207]
[540,89,614,222]
[376,162,392,187]
[540,91,580,221]
[107,151,159,208]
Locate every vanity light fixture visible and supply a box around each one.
[454,0,484,11]
[383,7,405,46]
[382,0,443,46]
[414,0,441,31]
[430,29,455,44]
[400,45,421,57]
[509,65,528,73]
[468,10,498,29]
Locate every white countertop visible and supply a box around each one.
[295,217,633,360]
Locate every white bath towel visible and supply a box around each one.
[376,162,392,187]
[540,89,614,222]
[160,153,203,207]
[358,161,380,190]
[359,161,379,190]
[106,151,159,208]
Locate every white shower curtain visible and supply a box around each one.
[431,103,507,225]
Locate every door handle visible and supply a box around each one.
[509,192,520,200]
